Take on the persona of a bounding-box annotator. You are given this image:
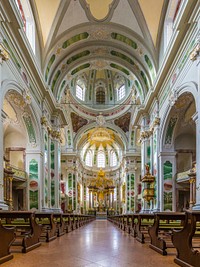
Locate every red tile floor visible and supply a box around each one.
[2,220,178,267]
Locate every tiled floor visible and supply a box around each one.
[2,220,178,267]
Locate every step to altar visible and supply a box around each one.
[96,212,107,220]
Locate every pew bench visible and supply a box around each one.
[53,213,65,237]
[148,212,185,255]
[62,214,72,233]
[35,212,57,242]
[0,220,15,264]
[0,211,41,253]
[133,213,154,243]
[172,211,200,267]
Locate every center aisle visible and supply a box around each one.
[2,220,177,267]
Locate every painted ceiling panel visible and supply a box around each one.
[138,0,164,45]
[111,0,143,38]
[35,0,61,45]
[56,1,89,38]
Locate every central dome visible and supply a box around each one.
[70,68,132,111]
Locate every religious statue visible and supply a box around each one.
[98,168,105,177]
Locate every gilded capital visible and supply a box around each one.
[190,38,200,61]
[41,116,48,126]
[140,130,152,141]
[0,44,9,63]
[153,117,160,127]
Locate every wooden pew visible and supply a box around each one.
[53,213,65,237]
[149,212,185,255]
[134,213,154,243]
[0,211,41,253]
[124,215,132,234]
[62,214,72,233]
[0,220,15,264]
[172,211,200,267]
[35,212,57,242]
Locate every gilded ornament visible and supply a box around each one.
[0,43,9,63]
[190,38,200,61]
[41,116,48,126]
[90,28,110,40]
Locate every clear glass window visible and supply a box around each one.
[76,85,84,100]
[117,85,125,101]
[97,151,105,168]
[85,151,92,167]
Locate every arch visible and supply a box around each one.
[73,122,128,152]
[159,82,198,151]
[1,80,42,149]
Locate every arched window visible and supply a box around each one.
[85,150,92,167]
[76,85,84,100]
[164,0,182,52]
[96,87,105,104]
[97,151,105,168]
[15,0,35,53]
[117,85,125,101]
[110,150,117,167]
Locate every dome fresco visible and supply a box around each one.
[70,68,132,111]
[78,127,123,170]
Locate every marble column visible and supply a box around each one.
[152,118,160,211]
[52,131,62,212]
[190,35,200,210]
[0,43,9,209]
[89,189,92,209]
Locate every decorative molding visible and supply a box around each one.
[0,43,9,63]
[96,113,106,127]
[22,88,32,105]
[190,37,200,61]
[139,130,153,142]
[90,27,111,40]
[168,89,178,106]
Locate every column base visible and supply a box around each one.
[41,207,52,212]
[0,200,9,210]
[153,208,161,212]
[52,208,62,213]
[140,209,153,213]
[192,203,200,210]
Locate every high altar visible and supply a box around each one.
[88,169,115,212]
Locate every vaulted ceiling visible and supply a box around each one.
[30,0,167,165]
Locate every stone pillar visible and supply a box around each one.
[40,116,50,211]
[89,189,92,209]
[158,153,176,211]
[112,189,114,208]
[190,35,200,210]
[0,43,9,209]
[152,117,160,211]
[51,129,62,212]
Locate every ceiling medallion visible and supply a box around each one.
[91,60,109,70]
[96,113,106,127]
[90,27,110,40]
